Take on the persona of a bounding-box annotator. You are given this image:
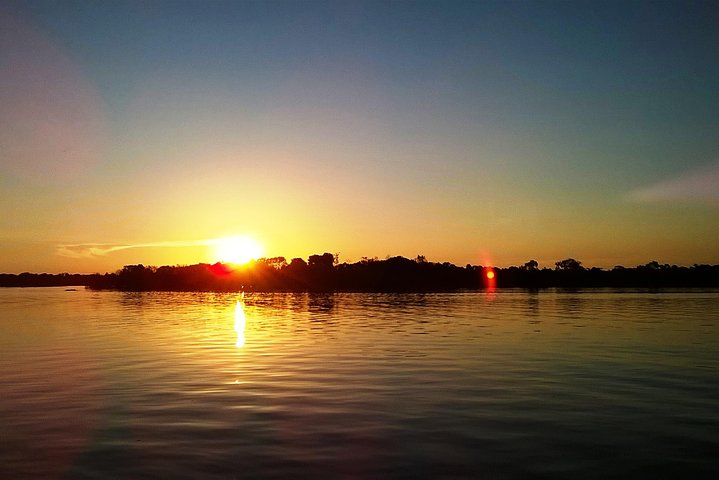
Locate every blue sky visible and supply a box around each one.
[1,0,718,272]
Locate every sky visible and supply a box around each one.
[1,0,718,273]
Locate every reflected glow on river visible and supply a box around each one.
[235,297,246,349]
[1,288,718,479]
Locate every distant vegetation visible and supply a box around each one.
[2,255,718,291]
[0,272,91,288]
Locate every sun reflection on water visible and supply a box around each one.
[234,296,246,348]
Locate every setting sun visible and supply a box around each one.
[212,236,264,265]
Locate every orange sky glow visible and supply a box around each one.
[1,3,718,274]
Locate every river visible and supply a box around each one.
[1,288,717,478]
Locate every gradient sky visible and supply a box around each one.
[1,0,718,273]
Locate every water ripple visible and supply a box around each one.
[0,288,717,478]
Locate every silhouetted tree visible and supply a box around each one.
[259,257,287,269]
[524,259,539,271]
[8,254,707,292]
[288,258,307,268]
[555,258,583,271]
[282,258,309,290]
[308,253,334,269]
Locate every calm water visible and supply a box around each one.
[1,288,718,479]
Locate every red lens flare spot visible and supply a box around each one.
[208,262,234,276]
[484,267,497,290]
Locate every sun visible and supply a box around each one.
[212,235,264,265]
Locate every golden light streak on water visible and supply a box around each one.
[234,297,246,348]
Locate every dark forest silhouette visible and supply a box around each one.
[2,255,718,291]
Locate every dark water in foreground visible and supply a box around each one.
[1,288,718,479]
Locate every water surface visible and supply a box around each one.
[1,288,718,478]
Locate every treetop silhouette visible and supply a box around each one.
[2,256,717,291]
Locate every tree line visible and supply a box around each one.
[3,255,717,291]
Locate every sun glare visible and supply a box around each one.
[212,236,264,265]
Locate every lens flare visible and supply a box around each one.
[484,267,497,295]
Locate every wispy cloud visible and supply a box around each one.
[56,240,213,258]
[627,162,719,206]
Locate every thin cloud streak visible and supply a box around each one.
[627,162,719,206]
[56,240,214,259]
